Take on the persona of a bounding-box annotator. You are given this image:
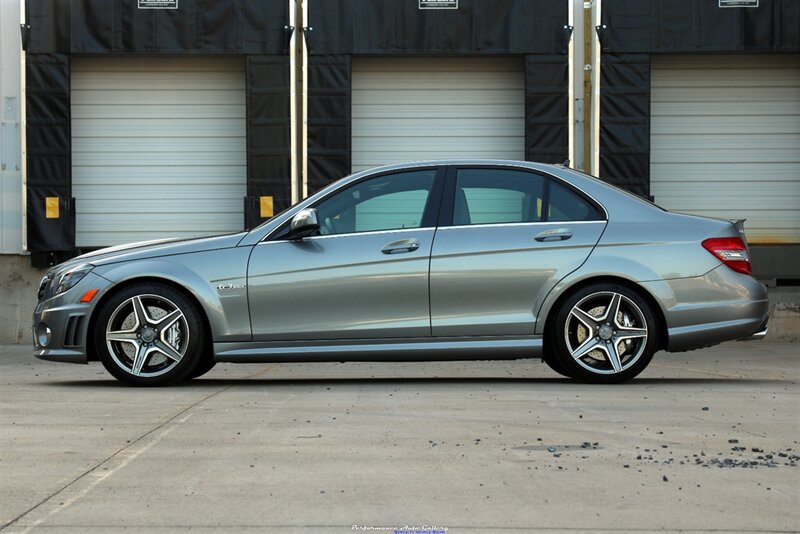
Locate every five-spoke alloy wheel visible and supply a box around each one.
[548,284,658,383]
[95,283,206,386]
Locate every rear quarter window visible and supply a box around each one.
[547,180,603,222]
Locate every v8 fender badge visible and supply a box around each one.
[217,283,246,291]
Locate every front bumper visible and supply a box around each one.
[32,271,114,364]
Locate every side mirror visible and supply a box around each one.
[288,208,320,239]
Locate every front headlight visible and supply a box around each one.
[54,264,94,296]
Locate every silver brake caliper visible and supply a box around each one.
[576,305,607,361]
[616,310,634,356]
[165,321,182,351]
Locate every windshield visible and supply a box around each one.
[245,202,298,232]
[245,169,383,232]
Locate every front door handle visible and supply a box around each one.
[381,238,421,254]
[534,229,573,242]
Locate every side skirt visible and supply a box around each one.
[214,336,543,363]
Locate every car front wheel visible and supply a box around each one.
[94,283,205,386]
[549,284,658,383]
[542,352,574,378]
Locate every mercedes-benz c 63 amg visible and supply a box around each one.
[33,161,768,385]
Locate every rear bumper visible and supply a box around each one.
[642,266,769,352]
[738,323,768,341]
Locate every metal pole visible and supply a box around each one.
[591,0,601,176]
[567,0,574,167]
[583,1,593,174]
[301,0,308,199]
[288,0,299,204]
[20,0,27,252]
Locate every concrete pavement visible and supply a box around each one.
[1,342,798,533]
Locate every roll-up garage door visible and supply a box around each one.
[651,55,800,244]
[71,57,246,247]
[351,57,525,172]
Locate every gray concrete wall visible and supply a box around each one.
[768,287,800,342]
[0,255,46,344]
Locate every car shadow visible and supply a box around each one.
[41,376,795,389]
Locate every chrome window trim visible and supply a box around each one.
[436,220,607,231]
[259,226,436,246]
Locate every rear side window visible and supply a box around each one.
[548,180,603,222]
[454,169,545,225]
[451,168,602,225]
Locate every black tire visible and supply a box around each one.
[94,282,206,386]
[548,283,659,384]
[542,353,574,378]
[185,357,216,380]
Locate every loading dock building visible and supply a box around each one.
[0,0,798,282]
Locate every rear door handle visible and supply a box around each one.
[381,238,421,254]
[534,229,573,242]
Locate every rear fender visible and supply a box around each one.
[533,263,669,336]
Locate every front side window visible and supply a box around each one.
[314,170,436,236]
[454,169,545,225]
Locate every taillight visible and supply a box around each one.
[702,237,751,275]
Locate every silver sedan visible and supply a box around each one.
[32,160,768,385]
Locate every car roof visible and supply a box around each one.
[354,159,563,175]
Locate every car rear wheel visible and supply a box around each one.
[549,284,658,383]
[95,283,205,386]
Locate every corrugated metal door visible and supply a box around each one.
[651,55,800,244]
[71,57,246,247]
[351,57,525,172]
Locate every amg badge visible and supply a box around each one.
[217,283,246,291]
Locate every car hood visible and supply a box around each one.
[51,232,248,276]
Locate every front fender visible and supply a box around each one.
[93,247,253,342]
